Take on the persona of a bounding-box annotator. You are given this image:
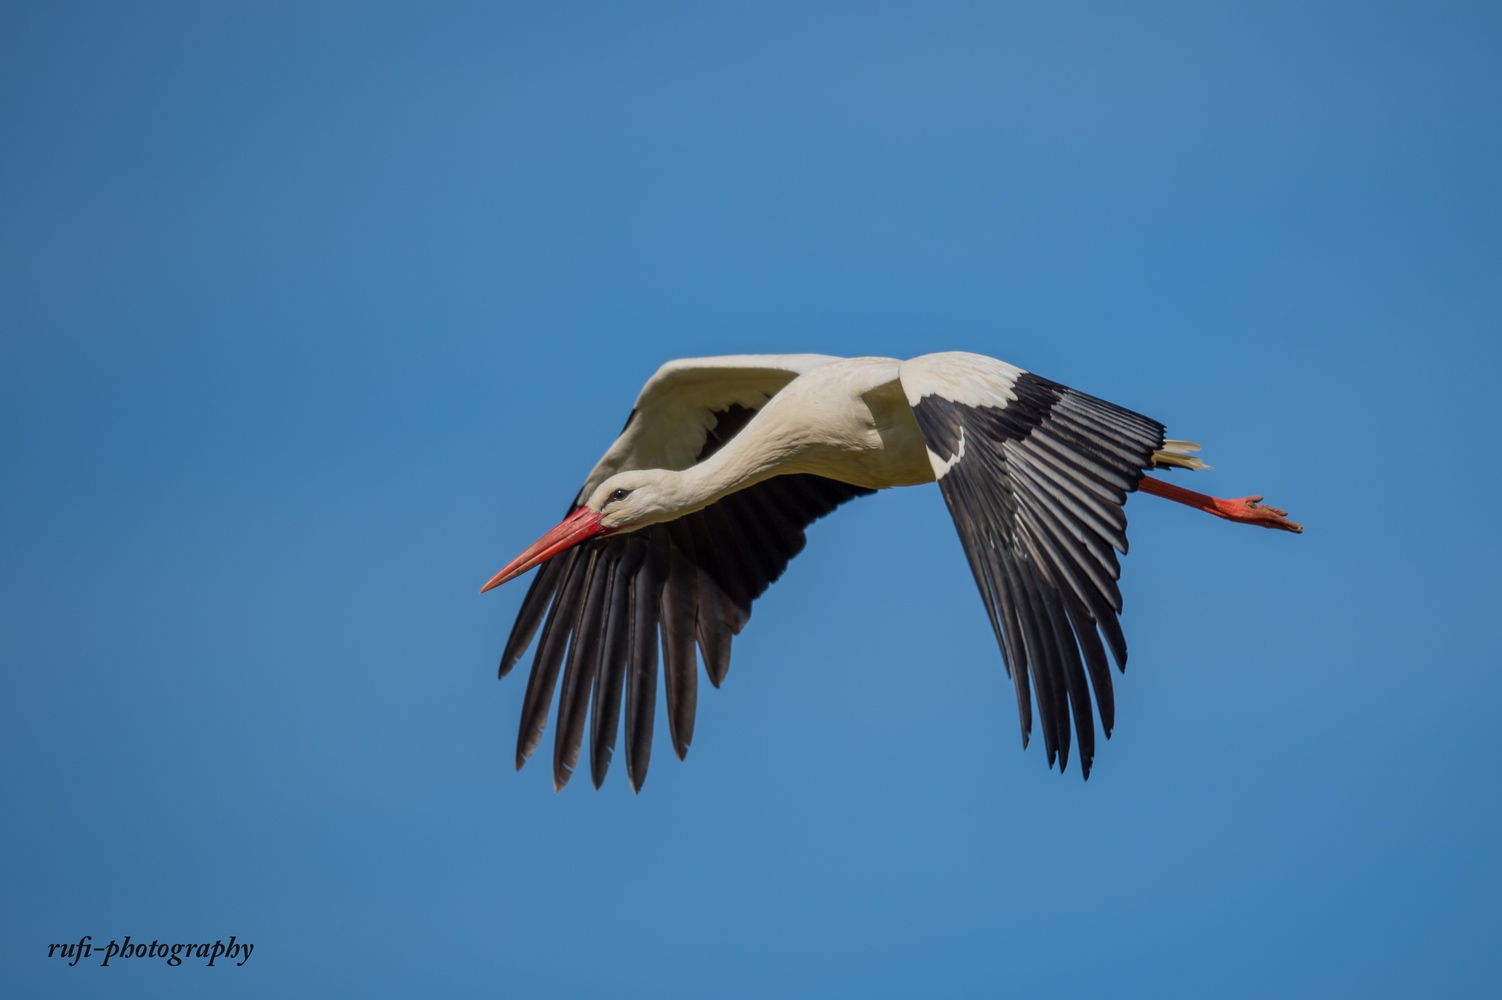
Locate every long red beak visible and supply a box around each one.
[479,507,610,593]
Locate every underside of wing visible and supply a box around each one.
[573,354,841,503]
[901,353,1165,779]
[497,356,872,791]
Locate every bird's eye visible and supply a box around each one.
[608,488,632,504]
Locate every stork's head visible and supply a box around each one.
[585,470,684,531]
[479,469,680,592]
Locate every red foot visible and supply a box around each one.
[1207,495,1303,533]
[1138,476,1303,534]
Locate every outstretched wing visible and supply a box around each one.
[900,352,1165,779]
[497,355,874,792]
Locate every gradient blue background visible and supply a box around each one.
[3,3,1499,996]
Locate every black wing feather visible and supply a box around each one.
[660,523,700,761]
[624,532,667,791]
[514,547,588,770]
[552,539,619,790]
[911,373,1163,779]
[588,538,641,788]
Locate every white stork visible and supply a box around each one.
[481,352,1300,791]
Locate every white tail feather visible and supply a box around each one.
[1152,440,1212,471]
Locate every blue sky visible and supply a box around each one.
[3,2,1499,996]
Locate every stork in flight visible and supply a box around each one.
[482,352,1301,792]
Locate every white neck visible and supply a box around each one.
[626,418,807,526]
[670,438,791,516]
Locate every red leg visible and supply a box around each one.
[1137,475,1303,533]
